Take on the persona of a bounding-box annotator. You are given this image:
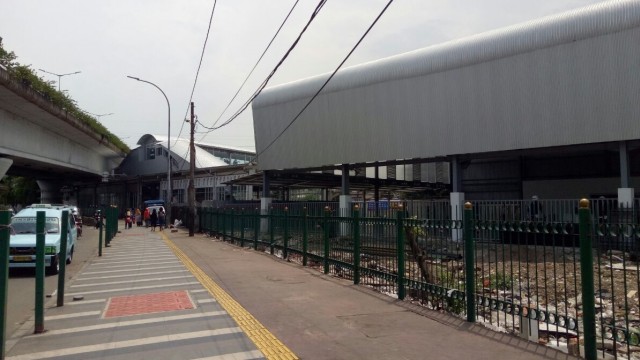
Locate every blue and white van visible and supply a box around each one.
[9,204,77,275]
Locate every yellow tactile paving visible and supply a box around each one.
[161,232,299,360]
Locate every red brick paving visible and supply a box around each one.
[104,290,195,318]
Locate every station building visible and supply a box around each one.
[77,134,256,213]
[247,0,640,213]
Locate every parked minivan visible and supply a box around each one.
[9,204,77,275]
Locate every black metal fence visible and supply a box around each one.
[199,198,640,359]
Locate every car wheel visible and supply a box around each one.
[46,255,59,275]
[66,246,74,264]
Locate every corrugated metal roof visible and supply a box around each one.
[162,139,228,169]
[255,0,640,108]
[252,0,640,171]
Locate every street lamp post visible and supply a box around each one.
[126,76,172,225]
[38,69,81,92]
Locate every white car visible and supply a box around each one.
[10,204,77,275]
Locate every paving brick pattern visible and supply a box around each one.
[104,290,195,318]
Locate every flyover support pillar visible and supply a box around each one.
[36,180,62,204]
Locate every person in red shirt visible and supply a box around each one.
[143,207,150,227]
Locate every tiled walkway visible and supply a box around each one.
[5,225,288,360]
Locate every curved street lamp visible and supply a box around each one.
[38,69,81,92]
[126,75,172,224]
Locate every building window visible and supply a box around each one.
[196,187,214,202]
[173,189,185,204]
[146,145,156,160]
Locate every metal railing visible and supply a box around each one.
[200,199,640,359]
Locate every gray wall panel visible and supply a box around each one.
[253,1,640,171]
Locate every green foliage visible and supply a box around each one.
[407,216,426,238]
[0,176,39,206]
[477,271,514,291]
[0,44,17,68]
[0,40,129,154]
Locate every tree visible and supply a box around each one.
[0,176,39,206]
[0,37,18,68]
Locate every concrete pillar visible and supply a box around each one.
[341,164,350,195]
[260,197,273,233]
[260,171,272,233]
[0,158,12,178]
[618,141,634,210]
[450,192,465,241]
[620,141,630,188]
[137,177,143,209]
[339,194,352,237]
[618,188,634,209]
[451,157,463,193]
[339,164,352,235]
[36,180,62,204]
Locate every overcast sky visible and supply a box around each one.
[1,0,605,151]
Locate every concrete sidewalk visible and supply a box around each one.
[168,230,576,360]
[5,224,271,360]
[5,224,577,360]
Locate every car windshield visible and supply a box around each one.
[11,217,60,234]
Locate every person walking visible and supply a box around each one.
[158,207,166,231]
[150,208,158,231]
[143,207,150,227]
[125,208,132,229]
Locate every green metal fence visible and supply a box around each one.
[200,198,640,360]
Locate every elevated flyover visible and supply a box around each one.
[0,66,126,201]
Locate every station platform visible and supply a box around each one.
[5,223,576,360]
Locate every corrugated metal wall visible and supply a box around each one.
[252,1,640,171]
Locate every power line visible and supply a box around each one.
[256,0,394,160]
[174,0,218,146]
[206,0,300,134]
[198,0,328,135]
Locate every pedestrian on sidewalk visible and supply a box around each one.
[144,207,150,227]
[150,208,158,231]
[158,207,166,231]
[135,208,142,226]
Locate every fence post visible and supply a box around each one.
[104,207,111,247]
[269,208,275,255]
[0,210,10,359]
[211,208,216,236]
[323,206,330,274]
[579,199,597,360]
[283,207,289,259]
[354,205,361,285]
[396,207,405,299]
[215,208,220,236]
[207,207,215,237]
[35,211,45,333]
[57,210,69,307]
[303,207,308,266]
[240,208,245,247]
[98,214,103,256]
[464,202,476,323]
[222,208,227,241]
[254,208,259,250]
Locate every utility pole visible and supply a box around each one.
[188,102,196,236]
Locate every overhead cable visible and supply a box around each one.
[198,0,328,135]
[174,0,218,145]
[255,0,394,159]
[206,0,300,134]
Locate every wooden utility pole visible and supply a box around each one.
[188,102,196,236]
